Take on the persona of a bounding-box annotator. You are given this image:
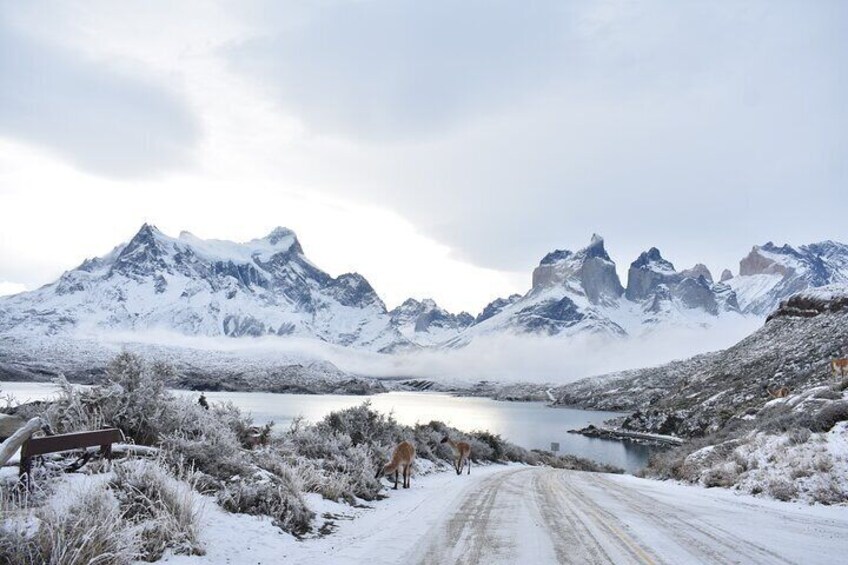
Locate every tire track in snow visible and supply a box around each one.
[581,474,796,564]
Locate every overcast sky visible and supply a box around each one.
[1,1,846,312]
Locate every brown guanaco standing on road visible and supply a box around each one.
[441,436,471,475]
[375,441,416,489]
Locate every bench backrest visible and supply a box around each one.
[21,428,123,458]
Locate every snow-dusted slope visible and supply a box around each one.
[0,224,409,352]
[727,240,848,315]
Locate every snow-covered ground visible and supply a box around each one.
[157,465,848,565]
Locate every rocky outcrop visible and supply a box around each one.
[680,263,713,283]
[476,294,522,323]
[739,245,794,277]
[532,234,624,305]
[625,248,679,302]
[720,269,733,282]
[389,298,474,345]
[729,241,848,315]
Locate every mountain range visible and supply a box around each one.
[1,224,847,357]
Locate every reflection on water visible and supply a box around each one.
[1,382,657,473]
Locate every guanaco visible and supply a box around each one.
[831,359,848,378]
[441,436,471,475]
[768,386,790,399]
[375,441,415,489]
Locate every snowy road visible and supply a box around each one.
[308,467,848,565]
[163,465,848,565]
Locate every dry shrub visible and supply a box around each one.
[110,459,204,561]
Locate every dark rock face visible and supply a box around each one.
[673,276,718,315]
[110,224,170,278]
[625,248,679,302]
[223,314,267,337]
[532,235,624,305]
[476,294,522,323]
[720,269,734,282]
[329,273,384,309]
[389,298,474,335]
[625,248,735,316]
[515,296,585,334]
[766,292,848,322]
[680,263,713,283]
[739,245,793,277]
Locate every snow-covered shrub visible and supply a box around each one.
[318,402,404,447]
[110,459,205,560]
[217,478,313,537]
[812,401,848,432]
[159,398,248,480]
[33,482,138,565]
[768,478,797,501]
[702,463,740,488]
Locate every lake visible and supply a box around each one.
[1,381,655,473]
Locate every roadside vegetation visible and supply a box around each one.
[0,352,617,564]
[642,382,848,504]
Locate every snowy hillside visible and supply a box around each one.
[552,284,848,431]
[0,224,409,352]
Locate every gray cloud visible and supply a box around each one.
[231,1,848,273]
[0,15,200,177]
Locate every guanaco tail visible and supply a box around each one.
[375,441,416,489]
[441,436,471,475]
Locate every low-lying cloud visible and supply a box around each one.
[93,316,762,386]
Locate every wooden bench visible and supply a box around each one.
[19,428,123,484]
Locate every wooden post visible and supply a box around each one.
[0,417,41,468]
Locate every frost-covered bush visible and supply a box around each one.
[217,478,313,537]
[159,399,248,480]
[812,401,848,432]
[32,482,138,565]
[768,478,798,501]
[318,402,404,447]
[110,459,205,560]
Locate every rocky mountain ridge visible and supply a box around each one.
[1,225,846,369]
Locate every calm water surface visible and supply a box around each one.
[1,381,655,473]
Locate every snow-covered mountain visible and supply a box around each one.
[388,298,474,346]
[725,241,848,315]
[1,225,847,369]
[0,224,409,352]
[446,235,744,346]
[446,235,848,347]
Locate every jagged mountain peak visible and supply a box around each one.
[680,263,713,283]
[631,247,675,272]
[389,296,474,345]
[0,225,408,351]
[585,233,610,260]
[532,234,623,304]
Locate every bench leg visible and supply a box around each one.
[19,456,31,489]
